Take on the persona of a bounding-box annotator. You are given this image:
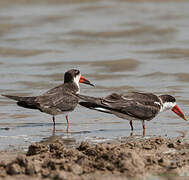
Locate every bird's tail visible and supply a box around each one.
[2,94,39,109]
[77,94,112,114]
[79,101,112,114]
[77,94,102,104]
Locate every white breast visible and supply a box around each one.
[73,74,81,94]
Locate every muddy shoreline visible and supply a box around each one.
[0,136,189,180]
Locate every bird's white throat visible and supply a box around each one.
[161,102,176,112]
[74,74,81,94]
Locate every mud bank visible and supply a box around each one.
[0,137,189,180]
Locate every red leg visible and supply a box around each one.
[129,120,134,131]
[142,120,146,136]
[66,115,69,133]
[52,116,55,126]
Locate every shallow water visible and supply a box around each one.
[0,0,189,150]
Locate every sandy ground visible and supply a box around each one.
[0,136,189,180]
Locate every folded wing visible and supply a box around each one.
[78,92,161,120]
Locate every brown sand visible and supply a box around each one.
[0,137,189,180]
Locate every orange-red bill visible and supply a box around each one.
[172,105,187,121]
[79,76,94,87]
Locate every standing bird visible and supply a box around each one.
[78,92,187,136]
[2,69,94,131]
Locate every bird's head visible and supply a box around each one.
[64,69,94,87]
[159,95,187,121]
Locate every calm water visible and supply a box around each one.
[0,0,189,150]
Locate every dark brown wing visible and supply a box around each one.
[120,92,160,102]
[36,83,79,112]
[78,92,161,120]
[111,101,159,120]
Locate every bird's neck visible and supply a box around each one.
[160,102,176,112]
[65,82,80,94]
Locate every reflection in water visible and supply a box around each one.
[70,26,176,40]
[0,0,189,150]
[93,59,140,72]
[0,47,53,57]
[137,48,189,59]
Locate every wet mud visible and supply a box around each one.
[0,137,189,180]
